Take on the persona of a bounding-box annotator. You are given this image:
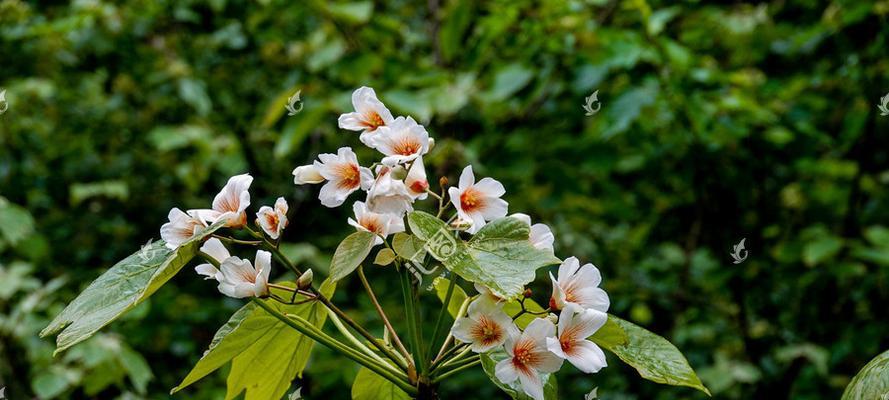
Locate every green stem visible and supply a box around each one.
[400,264,426,376]
[251,299,416,395]
[326,310,400,374]
[358,266,412,362]
[434,354,479,376]
[427,275,456,357]
[253,232,408,371]
[432,359,481,384]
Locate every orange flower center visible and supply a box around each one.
[511,340,538,374]
[470,316,503,346]
[360,217,382,234]
[393,138,421,156]
[264,213,279,228]
[338,163,361,189]
[362,112,385,131]
[460,187,485,212]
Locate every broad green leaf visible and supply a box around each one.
[173,280,336,400]
[374,248,396,266]
[391,232,426,261]
[41,221,225,354]
[842,349,889,400]
[351,367,411,400]
[329,231,377,281]
[595,315,710,395]
[408,212,560,298]
[589,315,629,349]
[480,351,558,400]
[431,277,468,318]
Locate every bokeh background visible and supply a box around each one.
[2,0,889,399]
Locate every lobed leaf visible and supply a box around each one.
[408,211,560,298]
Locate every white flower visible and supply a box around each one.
[372,116,431,166]
[494,318,564,400]
[405,156,429,200]
[217,250,272,298]
[510,213,555,253]
[160,208,206,249]
[347,201,405,245]
[549,257,609,312]
[292,165,325,184]
[448,165,509,234]
[337,86,394,146]
[195,238,230,280]
[195,174,253,228]
[256,197,289,240]
[314,147,373,208]
[546,304,608,373]
[451,297,519,353]
[365,166,414,215]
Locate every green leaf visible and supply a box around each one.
[842,349,889,400]
[803,235,844,266]
[351,367,411,400]
[41,221,225,354]
[431,277,468,318]
[173,280,336,400]
[325,1,374,24]
[374,248,397,266]
[502,297,545,329]
[329,231,377,281]
[408,212,560,298]
[0,197,35,245]
[588,315,629,349]
[480,63,535,102]
[480,351,558,400]
[391,232,426,261]
[594,315,710,395]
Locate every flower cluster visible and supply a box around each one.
[159,87,611,399]
[451,256,610,399]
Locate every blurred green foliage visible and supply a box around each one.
[2,0,889,398]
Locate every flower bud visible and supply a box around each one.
[546,313,559,324]
[293,165,324,185]
[522,288,533,298]
[297,269,314,290]
[439,176,449,187]
[428,138,435,151]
